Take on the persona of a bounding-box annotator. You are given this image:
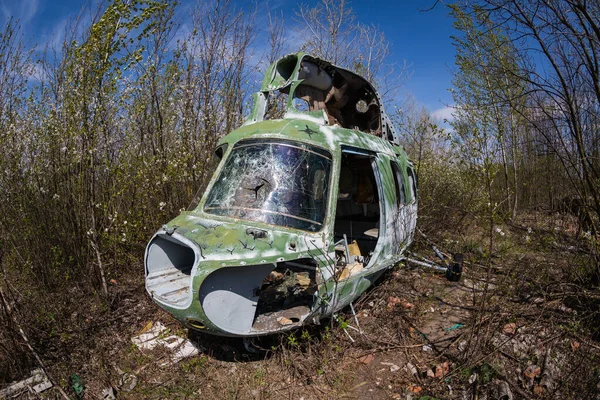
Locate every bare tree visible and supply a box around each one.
[466,0,600,232]
[295,0,405,97]
[296,0,356,66]
[266,7,287,64]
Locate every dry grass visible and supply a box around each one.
[2,210,599,399]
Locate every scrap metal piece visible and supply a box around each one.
[102,386,117,399]
[131,321,200,366]
[119,374,138,392]
[446,253,463,282]
[0,369,53,398]
[406,250,463,282]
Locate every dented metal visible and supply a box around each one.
[144,53,418,337]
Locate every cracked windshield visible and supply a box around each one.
[205,139,332,231]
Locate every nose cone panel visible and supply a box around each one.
[199,264,275,335]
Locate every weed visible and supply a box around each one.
[301,329,311,341]
[287,333,298,347]
[338,318,349,330]
[458,365,473,380]
[478,362,496,384]
[253,368,266,386]
[180,356,208,373]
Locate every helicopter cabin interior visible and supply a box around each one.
[333,150,381,269]
[264,55,384,137]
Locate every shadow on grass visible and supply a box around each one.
[187,322,335,363]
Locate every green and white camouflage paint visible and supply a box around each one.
[144,53,418,337]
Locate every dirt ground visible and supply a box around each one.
[5,213,600,399]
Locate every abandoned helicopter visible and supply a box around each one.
[144,52,421,337]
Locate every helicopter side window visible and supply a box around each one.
[265,90,289,120]
[406,167,417,203]
[390,161,406,205]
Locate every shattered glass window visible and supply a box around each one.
[204,139,332,231]
[265,91,288,120]
[391,161,406,205]
[407,167,418,202]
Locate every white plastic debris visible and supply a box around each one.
[102,386,117,399]
[119,373,138,392]
[0,368,52,398]
[131,321,200,366]
[380,362,400,372]
[469,373,478,384]
[406,362,418,376]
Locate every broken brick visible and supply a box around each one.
[503,322,517,336]
[359,354,374,365]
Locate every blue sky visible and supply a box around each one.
[2,0,457,122]
[350,0,457,119]
[256,0,458,121]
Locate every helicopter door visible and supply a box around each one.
[333,150,382,268]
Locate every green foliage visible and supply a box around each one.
[0,1,255,380]
[478,362,497,384]
[449,3,529,221]
[287,333,299,347]
[180,356,208,373]
[417,158,487,229]
[0,0,256,295]
[338,318,349,330]
[252,368,266,386]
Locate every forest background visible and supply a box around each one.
[0,0,599,397]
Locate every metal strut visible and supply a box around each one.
[333,302,362,342]
[404,229,464,282]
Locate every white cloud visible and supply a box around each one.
[1,0,39,24]
[431,105,456,122]
[40,16,69,51]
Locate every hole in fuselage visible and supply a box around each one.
[252,258,317,332]
[145,234,195,306]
